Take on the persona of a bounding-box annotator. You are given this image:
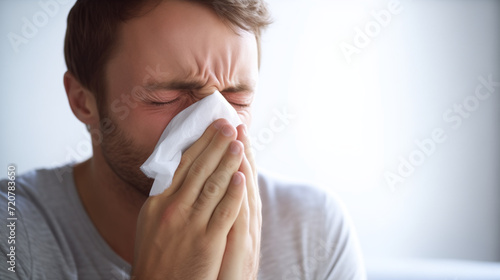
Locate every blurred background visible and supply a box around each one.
[1,0,499,279]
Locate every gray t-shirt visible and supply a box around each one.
[0,164,366,279]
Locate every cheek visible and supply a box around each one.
[114,107,177,152]
[236,107,252,127]
[112,97,197,150]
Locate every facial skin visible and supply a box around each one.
[64,0,260,265]
[100,0,258,196]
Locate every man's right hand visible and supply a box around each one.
[131,119,246,280]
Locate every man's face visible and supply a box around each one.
[98,0,259,195]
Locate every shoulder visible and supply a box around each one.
[257,170,366,280]
[0,164,74,200]
[258,169,345,225]
[0,164,75,221]
[0,164,79,279]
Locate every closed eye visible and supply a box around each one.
[150,98,181,106]
[230,102,251,108]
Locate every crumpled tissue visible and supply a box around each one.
[141,91,242,196]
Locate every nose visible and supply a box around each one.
[191,87,222,101]
[176,90,213,113]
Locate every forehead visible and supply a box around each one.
[109,0,258,88]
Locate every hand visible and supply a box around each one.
[131,119,246,280]
[218,124,262,280]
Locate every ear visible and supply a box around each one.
[64,71,100,126]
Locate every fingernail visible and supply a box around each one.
[214,119,224,130]
[221,125,234,137]
[241,124,248,136]
[232,172,242,185]
[229,141,241,155]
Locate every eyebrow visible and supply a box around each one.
[143,80,253,93]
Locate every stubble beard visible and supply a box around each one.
[99,112,155,198]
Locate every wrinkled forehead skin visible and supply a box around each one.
[107,0,259,99]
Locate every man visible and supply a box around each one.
[1,0,366,279]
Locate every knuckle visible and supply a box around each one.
[216,206,235,221]
[192,194,208,212]
[204,179,221,197]
[178,153,194,171]
[189,159,207,177]
[193,174,226,211]
[220,155,241,171]
[203,173,226,196]
[192,185,218,212]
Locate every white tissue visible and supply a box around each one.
[141,91,242,196]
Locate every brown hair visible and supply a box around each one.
[64,0,271,109]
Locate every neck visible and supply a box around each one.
[73,146,148,264]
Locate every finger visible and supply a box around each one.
[237,159,262,276]
[217,177,250,280]
[207,171,245,235]
[236,124,257,175]
[239,154,260,213]
[191,140,244,221]
[160,118,230,197]
[236,124,261,226]
[177,124,237,205]
[236,124,260,206]
[232,176,250,235]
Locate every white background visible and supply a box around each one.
[1,0,499,264]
